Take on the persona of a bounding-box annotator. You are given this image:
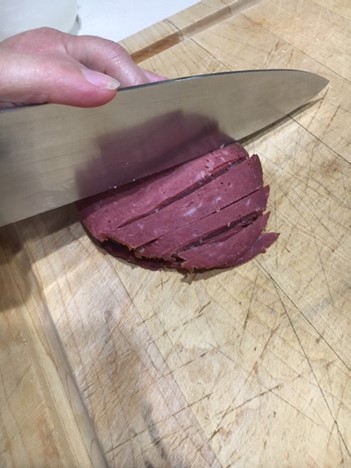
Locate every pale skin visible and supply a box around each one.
[0,27,163,108]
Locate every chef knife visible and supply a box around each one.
[0,69,328,227]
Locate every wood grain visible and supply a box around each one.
[0,225,107,467]
[120,0,251,62]
[1,1,350,467]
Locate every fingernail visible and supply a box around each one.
[83,69,120,90]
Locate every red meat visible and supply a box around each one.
[105,155,263,249]
[77,142,278,272]
[137,186,270,260]
[177,212,271,270]
[77,142,248,242]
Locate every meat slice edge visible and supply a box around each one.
[77,142,248,242]
[233,232,279,267]
[105,155,263,249]
[178,212,270,270]
[137,186,270,260]
[102,214,277,272]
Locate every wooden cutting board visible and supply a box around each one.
[1,1,350,466]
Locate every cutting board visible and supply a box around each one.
[1,1,350,467]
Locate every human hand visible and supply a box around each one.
[0,27,163,108]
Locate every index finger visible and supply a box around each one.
[64,34,150,87]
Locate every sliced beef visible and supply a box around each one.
[137,186,270,260]
[77,141,278,272]
[177,212,271,271]
[105,155,263,249]
[103,240,167,271]
[77,142,248,242]
[233,232,279,267]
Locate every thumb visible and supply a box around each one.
[0,48,120,108]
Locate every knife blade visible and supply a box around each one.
[0,69,328,227]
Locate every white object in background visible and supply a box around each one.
[0,0,78,41]
[77,0,199,43]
